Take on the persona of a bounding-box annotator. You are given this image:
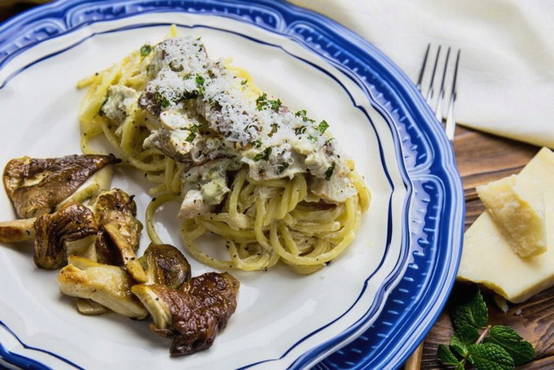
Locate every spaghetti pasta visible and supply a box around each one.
[77,27,371,274]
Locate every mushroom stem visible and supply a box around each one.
[0,218,36,243]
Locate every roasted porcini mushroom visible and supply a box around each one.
[3,154,118,219]
[0,218,36,243]
[139,243,191,288]
[92,189,146,281]
[132,272,240,356]
[34,203,98,269]
[58,256,148,319]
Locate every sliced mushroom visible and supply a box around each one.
[3,154,119,218]
[132,272,240,356]
[33,203,98,269]
[75,298,109,316]
[93,188,142,251]
[92,189,146,281]
[58,256,148,319]
[0,218,36,243]
[139,244,191,289]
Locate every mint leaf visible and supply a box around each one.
[467,343,514,370]
[438,344,463,368]
[452,290,488,332]
[450,336,469,358]
[484,325,534,366]
[456,324,479,344]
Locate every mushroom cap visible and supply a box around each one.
[33,202,98,269]
[93,188,143,264]
[141,243,192,289]
[132,272,239,357]
[3,154,119,219]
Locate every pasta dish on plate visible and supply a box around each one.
[77,26,370,274]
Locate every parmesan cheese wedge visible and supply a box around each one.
[458,147,554,303]
[477,175,546,257]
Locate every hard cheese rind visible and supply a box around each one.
[458,147,554,303]
[477,175,546,257]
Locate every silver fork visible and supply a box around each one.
[404,44,462,370]
[416,44,461,141]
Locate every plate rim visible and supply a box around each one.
[0,1,465,369]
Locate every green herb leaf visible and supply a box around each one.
[467,343,514,370]
[241,79,248,86]
[277,162,290,174]
[254,147,272,161]
[269,123,279,137]
[450,336,469,358]
[456,325,480,344]
[294,126,307,135]
[452,290,488,332]
[270,99,281,111]
[195,74,205,95]
[256,93,268,111]
[294,109,314,122]
[154,92,171,109]
[325,162,336,180]
[186,132,197,142]
[484,325,534,366]
[317,120,329,134]
[307,135,318,143]
[438,344,463,368]
[140,44,152,57]
[253,140,262,148]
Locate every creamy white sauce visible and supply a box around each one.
[109,36,357,217]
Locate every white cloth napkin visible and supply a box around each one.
[289,0,554,148]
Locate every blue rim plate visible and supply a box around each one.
[0,1,464,369]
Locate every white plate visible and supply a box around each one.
[0,1,464,369]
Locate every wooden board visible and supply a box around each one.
[421,126,553,369]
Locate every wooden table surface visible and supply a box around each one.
[420,126,554,369]
[1,3,552,369]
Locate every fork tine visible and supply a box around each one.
[445,49,461,140]
[426,45,442,103]
[434,46,451,121]
[416,43,431,91]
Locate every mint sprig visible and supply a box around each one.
[484,325,535,366]
[452,289,488,331]
[467,343,514,370]
[437,289,534,369]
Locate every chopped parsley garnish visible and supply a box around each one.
[186,132,197,142]
[269,98,282,111]
[269,123,279,137]
[295,109,314,122]
[185,125,200,143]
[253,140,262,148]
[307,135,318,143]
[317,120,329,134]
[241,79,248,86]
[256,93,282,112]
[195,74,205,95]
[277,162,290,174]
[256,93,268,110]
[254,147,272,161]
[140,44,152,57]
[295,126,307,135]
[325,162,336,180]
[154,92,171,108]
